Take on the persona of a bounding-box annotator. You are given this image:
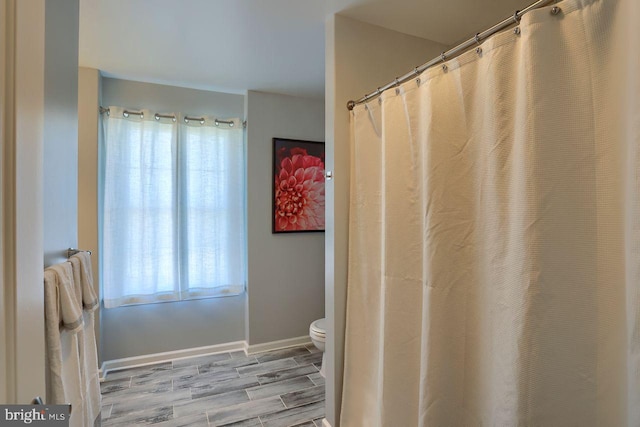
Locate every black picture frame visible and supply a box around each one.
[272,138,325,234]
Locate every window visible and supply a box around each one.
[100,107,245,308]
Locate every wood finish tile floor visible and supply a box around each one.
[101,345,325,427]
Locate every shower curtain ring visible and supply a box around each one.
[441,52,448,72]
[474,33,482,55]
[512,10,521,35]
[377,87,382,104]
[394,78,401,95]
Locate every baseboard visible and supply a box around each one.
[100,340,246,381]
[322,419,331,427]
[100,336,313,381]
[244,335,312,355]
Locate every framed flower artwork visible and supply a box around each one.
[272,138,325,233]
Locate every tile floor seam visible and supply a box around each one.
[278,394,288,409]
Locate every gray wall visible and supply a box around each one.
[324,15,449,426]
[43,0,79,267]
[101,77,245,118]
[79,78,325,361]
[245,91,325,345]
[88,78,246,361]
[100,297,246,361]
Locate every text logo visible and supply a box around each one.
[0,405,69,426]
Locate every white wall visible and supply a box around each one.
[13,0,46,403]
[43,0,79,267]
[1,0,79,403]
[324,15,448,426]
[78,67,102,356]
[0,0,7,402]
[245,91,325,346]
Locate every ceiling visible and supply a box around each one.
[79,0,532,100]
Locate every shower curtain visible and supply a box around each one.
[342,0,640,426]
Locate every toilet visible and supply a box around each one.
[309,318,326,377]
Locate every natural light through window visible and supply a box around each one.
[100,107,246,308]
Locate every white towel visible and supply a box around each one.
[60,331,83,427]
[70,252,98,311]
[69,253,101,426]
[44,263,84,427]
[45,263,83,332]
[44,268,65,405]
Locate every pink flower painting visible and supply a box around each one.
[273,139,325,233]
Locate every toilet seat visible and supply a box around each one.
[310,330,326,341]
[310,318,326,337]
[309,318,327,378]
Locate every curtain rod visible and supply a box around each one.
[99,106,247,128]
[347,0,559,110]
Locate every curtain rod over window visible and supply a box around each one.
[99,106,247,128]
[346,0,559,110]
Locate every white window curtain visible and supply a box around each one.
[100,107,245,308]
[179,119,246,297]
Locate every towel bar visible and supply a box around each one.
[67,248,92,258]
